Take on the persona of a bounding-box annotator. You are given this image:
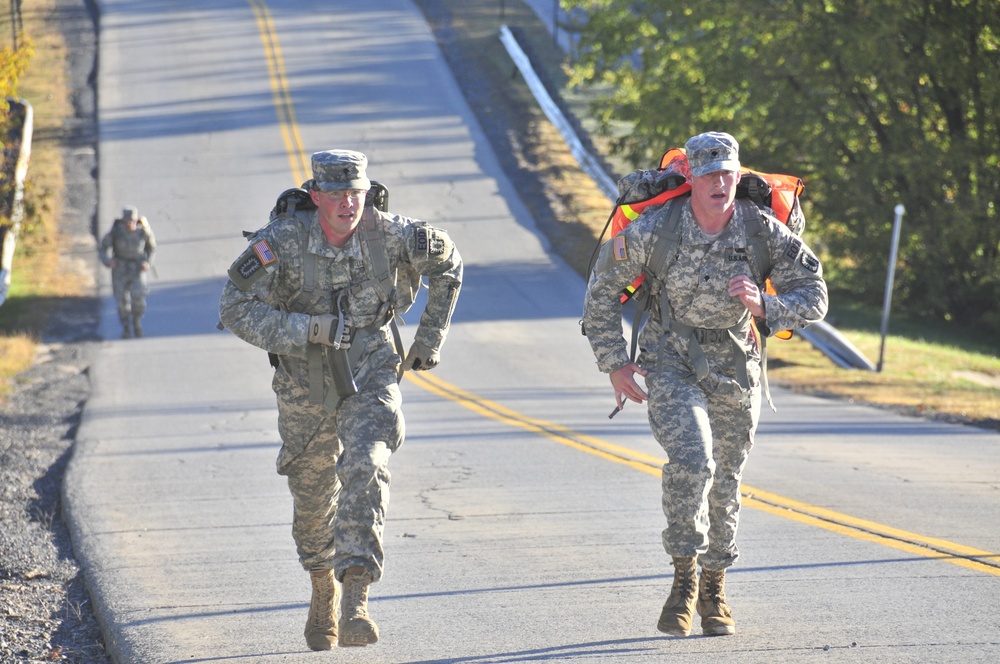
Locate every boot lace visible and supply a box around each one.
[700,569,727,604]
[309,572,336,627]
[344,571,371,619]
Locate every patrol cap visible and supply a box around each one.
[310,149,372,192]
[685,132,740,177]
[122,206,139,221]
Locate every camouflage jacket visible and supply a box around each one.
[99,218,156,267]
[219,207,462,393]
[583,198,828,376]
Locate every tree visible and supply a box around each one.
[562,0,1000,330]
[2,39,34,220]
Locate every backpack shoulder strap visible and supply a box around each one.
[625,197,686,362]
[735,199,780,413]
[738,199,772,286]
[355,206,408,381]
[356,207,396,306]
[646,196,686,281]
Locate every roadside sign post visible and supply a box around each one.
[877,204,905,372]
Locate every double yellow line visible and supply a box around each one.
[248,0,310,185]
[249,1,999,578]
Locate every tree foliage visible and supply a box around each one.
[1,39,34,114]
[2,40,34,224]
[562,0,1000,330]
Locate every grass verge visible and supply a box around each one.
[0,0,79,400]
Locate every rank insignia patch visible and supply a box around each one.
[614,236,628,261]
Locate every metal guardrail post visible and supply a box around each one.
[877,204,905,372]
[0,97,33,307]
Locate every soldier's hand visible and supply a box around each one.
[404,340,440,371]
[610,362,648,409]
[729,275,765,318]
[307,314,351,348]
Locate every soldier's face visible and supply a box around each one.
[690,169,741,216]
[311,189,365,245]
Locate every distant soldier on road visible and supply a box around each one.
[583,132,828,637]
[219,150,462,650]
[99,206,156,338]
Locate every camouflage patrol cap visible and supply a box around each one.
[122,206,139,221]
[685,132,740,177]
[310,149,372,192]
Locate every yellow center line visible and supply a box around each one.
[248,0,310,185]
[248,2,999,578]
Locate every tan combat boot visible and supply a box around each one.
[339,566,378,647]
[697,567,736,636]
[657,556,698,636]
[304,569,338,650]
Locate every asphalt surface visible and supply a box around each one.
[59,1,1000,663]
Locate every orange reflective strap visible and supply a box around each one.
[764,278,794,340]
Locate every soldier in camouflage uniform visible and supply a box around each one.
[583,132,827,637]
[219,150,462,650]
[99,206,156,338]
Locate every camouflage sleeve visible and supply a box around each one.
[141,218,157,263]
[401,219,462,352]
[582,216,655,373]
[98,229,114,267]
[759,220,829,335]
[218,228,310,358]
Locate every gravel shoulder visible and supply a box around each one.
[0,0,108,661]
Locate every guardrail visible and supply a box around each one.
[498,26,876,371]
[0,97,33,307]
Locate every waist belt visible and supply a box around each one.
[691,327,731,344]
[667,315,771,411]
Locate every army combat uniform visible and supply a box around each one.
[583,132,827,637]
[218,152,461,649]
[99,207,156,338]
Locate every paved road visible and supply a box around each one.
[64,1,1000,662]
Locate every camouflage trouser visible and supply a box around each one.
[110,263,148,321]
[645,359,761,570]
[274,358,404,583]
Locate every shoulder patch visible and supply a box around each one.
[800,250,820,273]
[613,235,628,261]
[252,239,277,267]
[228,238,277,291]
[413,223,452,258]
[784,237,802,261]
[415,226,429,253]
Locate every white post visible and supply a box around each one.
[877,204,905,372]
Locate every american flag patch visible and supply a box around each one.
[613,235,628,261]
[253,239,276,266]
